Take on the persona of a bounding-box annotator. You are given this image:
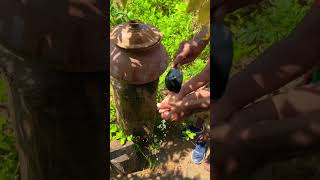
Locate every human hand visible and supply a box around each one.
[172,40,203,68]
[157,97,193,122]
[157,91,185,121]
[157,90,210,122]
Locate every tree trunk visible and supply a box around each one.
[0,44,106,180]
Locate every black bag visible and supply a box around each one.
[165,68,183,93]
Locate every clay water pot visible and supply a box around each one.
[110,20,169,138]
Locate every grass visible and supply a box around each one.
[227,0,311,63]
[0,78,18,180]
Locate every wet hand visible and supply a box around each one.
[157,99,192,122]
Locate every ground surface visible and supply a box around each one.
[111,112,211,180]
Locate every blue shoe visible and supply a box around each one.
[191,142,207,164]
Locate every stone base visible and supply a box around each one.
[110,140,138,175]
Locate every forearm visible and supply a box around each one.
[178,61,210,99]
[187,95,210,112]
[193,26,210,50]
[222,7,320,112]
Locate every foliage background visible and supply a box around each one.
[0,79,18,180]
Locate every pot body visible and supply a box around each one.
[110,42,168,85]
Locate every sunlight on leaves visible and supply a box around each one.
[114,0,128,8]
[187,0,210,39]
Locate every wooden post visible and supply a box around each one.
[111,76,158,139]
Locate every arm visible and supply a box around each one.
[159,89,210,121]
[186,95,210,112]
[215,6,320,122]
[173,26,209,68]
[177,60,210,100]
[193,25,210,48]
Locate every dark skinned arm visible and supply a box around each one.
[213,6,320,124]
[177,60,210,100]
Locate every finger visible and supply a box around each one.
[162,90,170,95]
[173,41,186,58]
[161,111,171,120]
[172,61,182,68]
[161,113,167,120]
[159,108,170,113]
[170,113,179,122]
[173,43,191,67]
[157,103,172,109]
[172,54,186,68]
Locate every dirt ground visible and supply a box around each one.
[111,112,211,180]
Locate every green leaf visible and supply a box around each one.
[182,131,187,136]
[115,0,128,8]
[115,132,122,140]
[127,11,134,19]
[120,137,126,145]
[110,124,118,133]
[127,135,133,142]
[188,132,196,139]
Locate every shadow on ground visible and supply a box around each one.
[111,112,210,180]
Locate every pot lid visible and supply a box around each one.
[110,21,162,49]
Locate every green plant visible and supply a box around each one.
[182,129,196,141]
[110,1,129,27]
[226,0,311,62]
[110,123,133,145]
[0,115,18,179]
[180,117,197,141]
[0,79,18,179]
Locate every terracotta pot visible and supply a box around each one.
[110,20,169,84]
